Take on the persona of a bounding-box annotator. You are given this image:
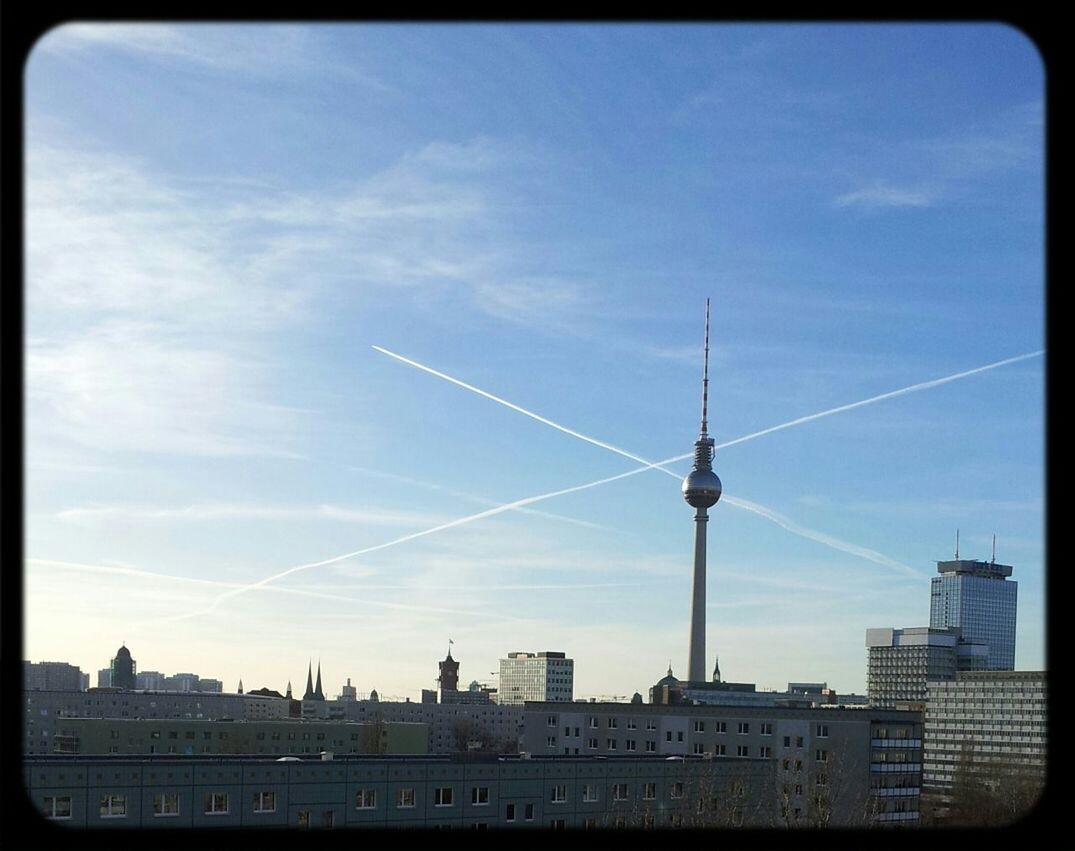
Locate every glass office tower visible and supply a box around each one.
[929,559,1016,670]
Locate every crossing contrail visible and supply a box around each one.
[160,346,1040,623]
[374,345,1042,569]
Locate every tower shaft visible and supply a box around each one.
[688,507,709,683]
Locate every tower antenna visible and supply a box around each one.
[955,528,959,559]
[701,297,711,438]
[992,534,996,564]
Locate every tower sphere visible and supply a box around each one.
[682,468,722,508]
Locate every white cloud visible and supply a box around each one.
[834,183,933,209]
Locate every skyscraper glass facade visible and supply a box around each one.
[929,560,1016,670]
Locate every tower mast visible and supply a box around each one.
[682,299,722,685]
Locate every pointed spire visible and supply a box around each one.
[286,680,292,699]
[314,660,324,701]
[304,660,314,700]
[712,655,721,683]
[237,679,243,694]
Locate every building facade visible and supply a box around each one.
[929,558,1017,670]
[24,661,84,692]
[48,718,427,757]
[26,753,775,830]
[866,627,959,709]
[498,652,573,706]
[23,690,292,756]
[521,700,923,826]
[922,670,1046,797]
[110,646,136,691]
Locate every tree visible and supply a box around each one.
[939,742,1044,827]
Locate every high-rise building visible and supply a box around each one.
[497,652,573,705]
[929,557,1017,670]
[97,668,111,688]
[922,671,1046,804]
[23,661,84,692]
[865,627,960,709]
[437,647,459,694]
[681,299,722,685]
[110,645,136,690]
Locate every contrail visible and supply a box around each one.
[156,454,682,624]
[721,495,924,578]
[373,346,656,468]
[714,350,1045,451]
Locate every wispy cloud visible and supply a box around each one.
[53,502,452,527]
[37,23,391,91]
[834,182,933,209]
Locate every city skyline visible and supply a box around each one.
[24,23,1044,700]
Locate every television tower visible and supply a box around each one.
[682,298,722,684]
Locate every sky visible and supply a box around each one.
[23,23,1045,701]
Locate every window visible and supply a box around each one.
[397,788,415,808]
[434,787,454,807]
[760,746,772,758]
[585,817,597,829]
[588,737,598,749]
[626,739,636,751]
[100,794,127,818]
[714,721,727,733]
[626,719,637,730]
[551,784,567,803]
[816,749,828,762]
[547,715,557,727]
[816,724,829,738]
[356,789,376,809]
[154,793,179,817]
[613,783,629,801]
[671,782,684,799]
[761,723,773,735]
[45,796,72,819]
[472,786,489,806]
[643,782,656,800]
[694,720,705,732]
[737,745,749,757]
[666,731,672,742]
[645,719,657,731]
[525,803,535,821]
[795,784,803,795]
[546,736,556,748]
[784,736,791,747]
[715,744,726,756]
[564,726,571,736]
[693,743,704,755]
[550,818,566,830]
[796,736,804,748]
[505,803,516,822]
[795,759,802,771]
[297,810,309,829]
[589,716,599,728]
[644,814,655,829]
[677,731,684,742]
[645,740,656,753]
[253,791,276,813]
[738,722,750,734]
[607,738,617,750]
[608,717,618,728]
[204,792,229,815]
[322,810,334,828]
[583,783,599,802]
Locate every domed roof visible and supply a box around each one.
[115,645,132,658]
[656,664,679,687]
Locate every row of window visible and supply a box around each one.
[547,718,827,737]
[46,792,253,820]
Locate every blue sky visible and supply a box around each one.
[24,23,1044,700]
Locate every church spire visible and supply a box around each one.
[314,660,325,701]
[303,660,315,700]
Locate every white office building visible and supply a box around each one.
[498,652,573,706]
